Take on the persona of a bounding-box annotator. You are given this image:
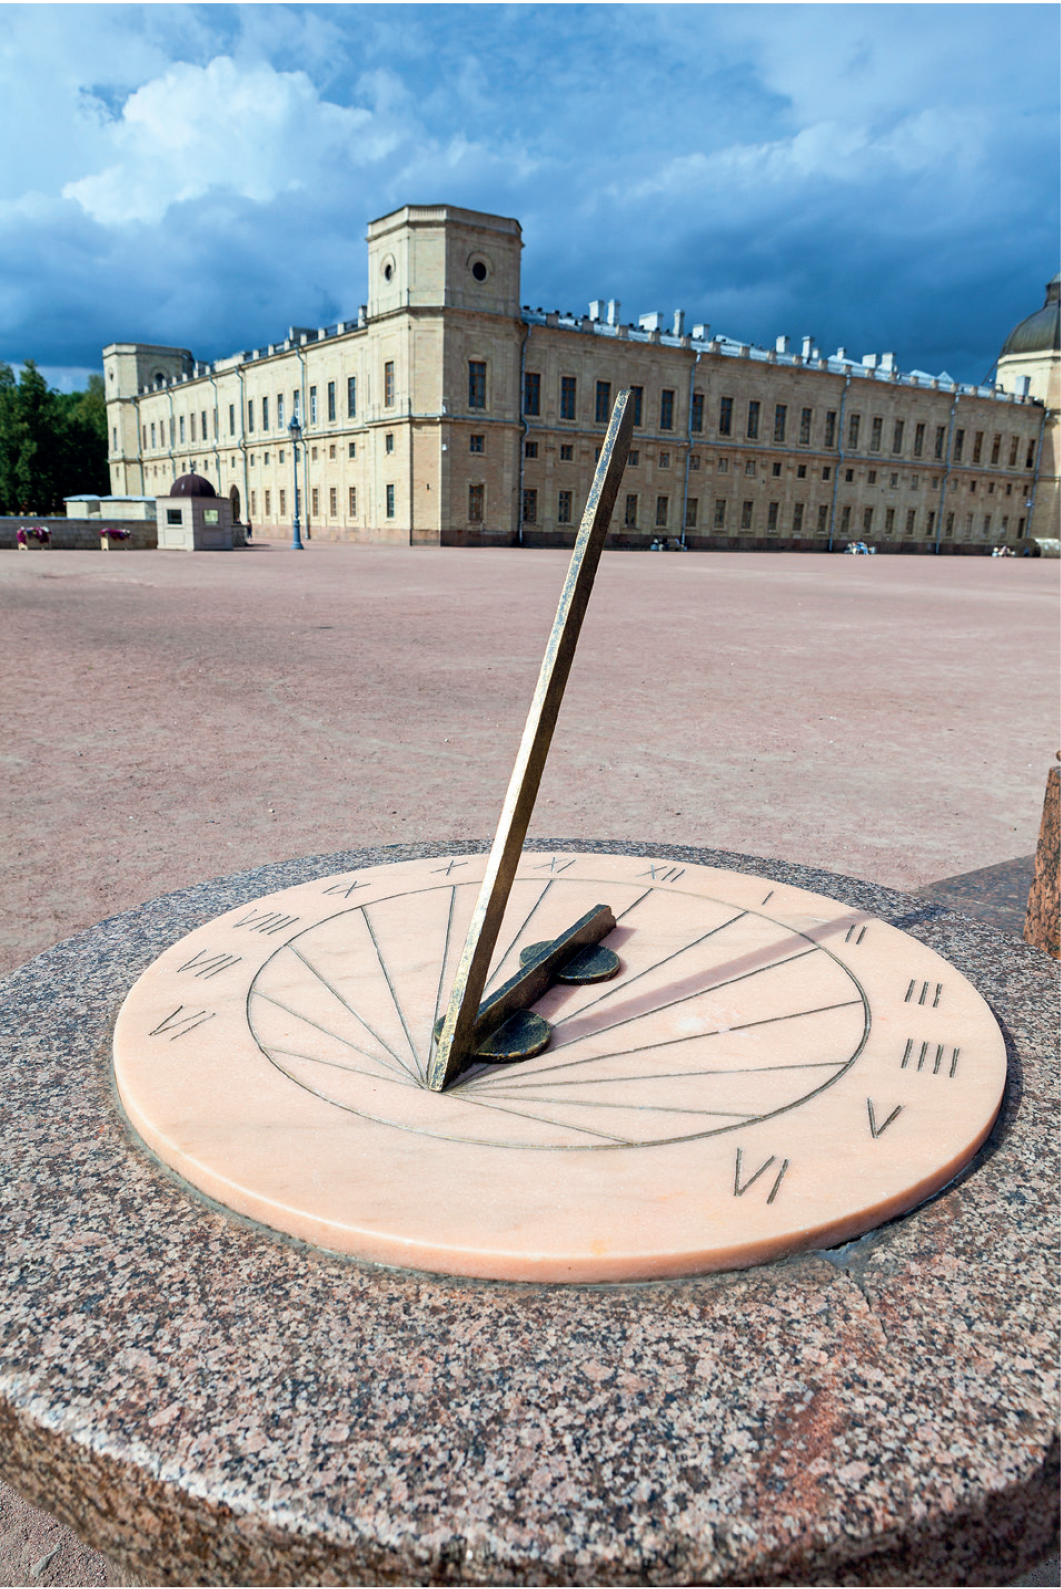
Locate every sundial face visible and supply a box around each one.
[113,849,1006,1282]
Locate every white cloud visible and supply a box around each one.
[62,56,380,226]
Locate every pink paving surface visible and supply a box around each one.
[1,544,1058,980]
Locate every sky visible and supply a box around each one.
[1,2,1057,392]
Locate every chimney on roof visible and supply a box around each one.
[775,335,790,354]
[881,352,896,373]
[606,299,621,326]
[863,354,879,370]
[673,310,685,337]
[692,323,710,341]
[835,347,847,361]
[802,335,814,360]
[638,311,664,332]
[589,300,605,322]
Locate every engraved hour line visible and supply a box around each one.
[533,856,575,873]
[454,1089,638,1144]
[867,1099,903,1137]
[901,1038,960,1078]
[285,942,419,1078]
[734,1149,789,1203]
[460,997,863,1092]
[432,859,468,876]
[252,989,415,1085]
[429,885,459,1050]
[234,909,301,936]
[638,864,685,883]
[361,906,424,1081]
[483,880,555,993]
[321,879,365,900]
[761,890,775,905]
[844,925,868,945]
[550,942,822,1050]
[177,950,243,980]
[904,979,943,1007]
[149,1005,215,1040]
[550,909,750,1028]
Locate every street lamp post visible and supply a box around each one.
[288,415,304,551]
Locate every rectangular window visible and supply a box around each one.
[914,422,925,457]
[845,468,854,482]
[310,487,318,517]
[685,498,698,528]
[180,415,186,443]
[767,502,779,532]
[624,494,637,527]
[309,387,318,423]
[329,486,337,517]
[796,464,807,479]
[870,416,883,451]
[773,404,786,443]
[191,413,198,444]
[792,503,804,533]
[1017,517,1026,537]
[863,507,874,533]
[848,413,861,449]
[892,420,904,453]
[1026,439,1036,468]
[868,470,877,484]
[964,513,973,537]
[326,381,335,422]
[945,512,954,537]
[385,484,395,518]
[714,499,727,527]
[249,491,256,517]
[690,455,700,471]
[348,442,356,458]
[278,489,286,516]
[840,505,851,533]
[885,508,896,533]
[817,504,829,534]
[717,458,728,472]
[655,496,669,527]
[228,404,235,436]
[349,487,357,517]
[524,441,538,459]
[523,371,540,415]
[262,398,269,432]
[799,407,812,445]
[383,365,394,409]
[142,425,147,450]
[595,381,611,424]
[954,429,965,461]
[659,451,670,469]
[927,511,936,536]
[385,433,394,454]
[772,461,782,477]
[560,376,577,421]
[169,417,175,446]
[691,391,704,433]
[972,431,983,464]
[346,377,356,419]
[468,484,484,522]
[1008,434,1019,467]
[469,434,484,453]
[630,386,643,426]
[264,489,271,516]
[745,459,756,477]
[277,394,285,429]
[983,514,992,536]
[741,501,753,529]
[150,422,156,448]
[560,444,573,461]
[202,409,209,439]
[558,490,573,524]
[522,488,537,523]
[934,425,945,459]
[747,400,760,439]
[822,466,831,480]
[660,389,675,430]
[824,410,836,448]
[719,396,733,436]
[468,361,486,409]
[292,390,300,419]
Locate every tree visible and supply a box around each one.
[0,363,109,514]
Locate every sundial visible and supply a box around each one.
[113,391,1006,1282]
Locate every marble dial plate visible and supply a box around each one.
[112,851,1007,1281]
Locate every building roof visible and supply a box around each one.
[999,273,1061,358]
[169,472,216,499]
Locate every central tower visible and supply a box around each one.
[366,204,522,321]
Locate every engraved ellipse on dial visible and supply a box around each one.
[113,850,1007,1282]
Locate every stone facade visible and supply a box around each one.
[105,206,1057,553]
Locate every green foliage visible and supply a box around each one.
[0,362,110,515]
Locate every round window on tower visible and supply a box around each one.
[468,254,491,284]
[381,255,396,283]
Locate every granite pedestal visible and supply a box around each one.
[0,842,1056,1586]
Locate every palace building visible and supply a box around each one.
[103,205,1059,552]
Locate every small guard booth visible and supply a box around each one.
[156,472,234,551]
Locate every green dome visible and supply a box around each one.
[999,273,1060,358]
